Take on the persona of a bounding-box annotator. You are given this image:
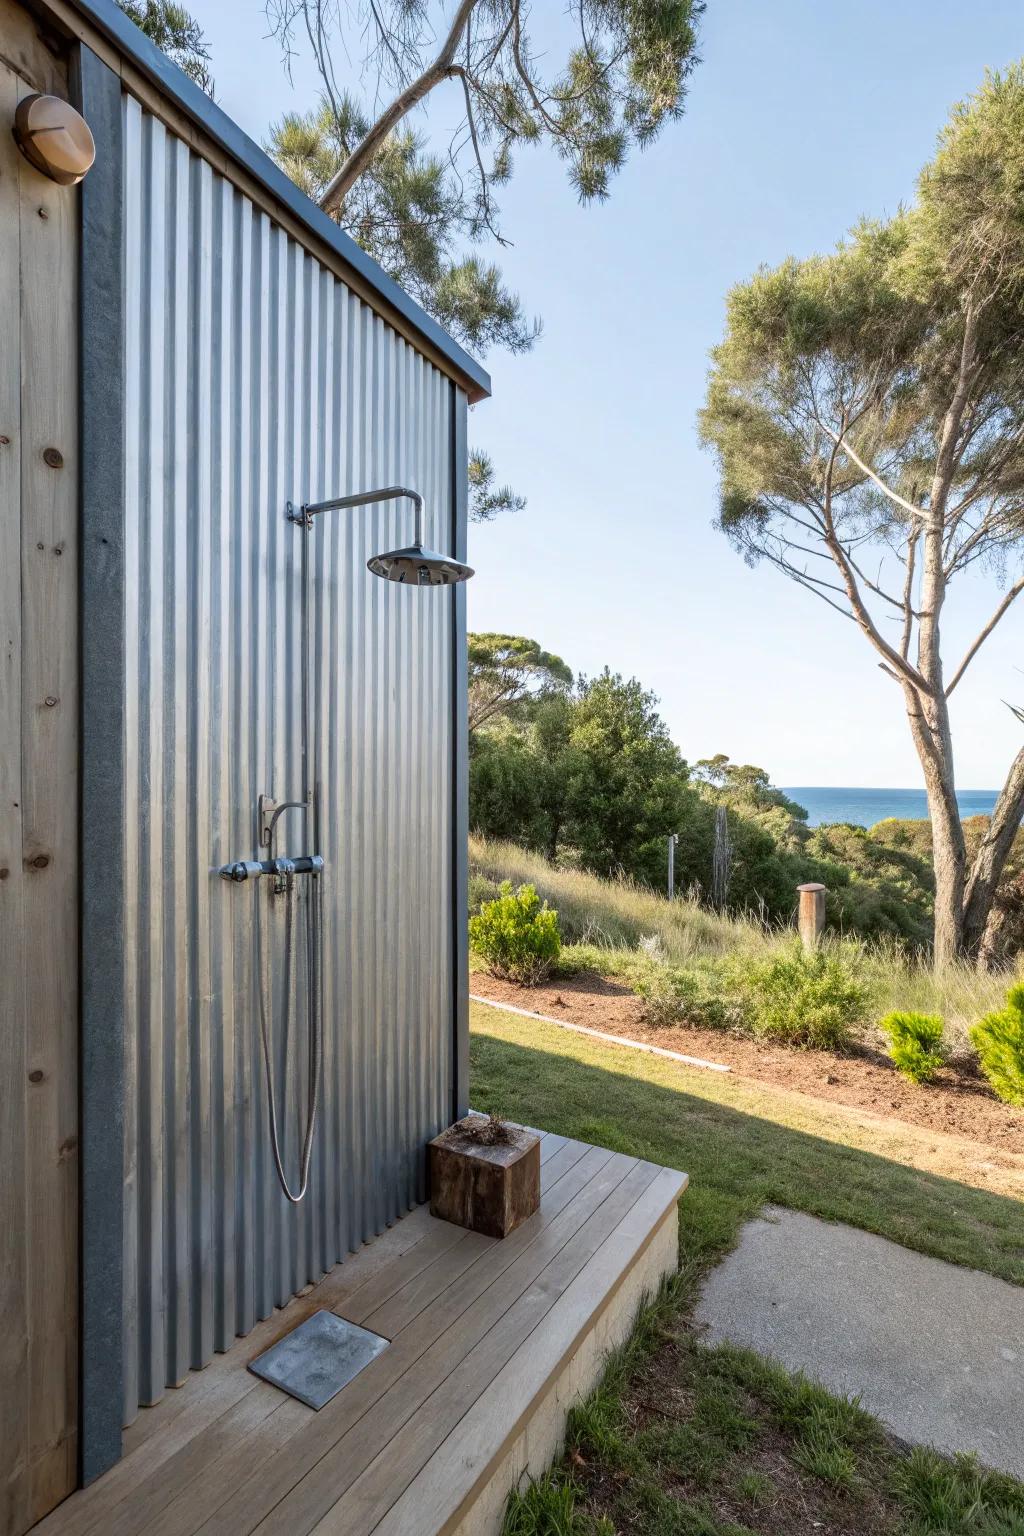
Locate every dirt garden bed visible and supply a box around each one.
[471,969,1024,1151]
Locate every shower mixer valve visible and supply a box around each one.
[218,854,325,886]
[215,794,324,892]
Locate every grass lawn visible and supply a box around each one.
[470,1002,1024,1534]
[471,1003,1023,1285]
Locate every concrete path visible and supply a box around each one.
[694,1207,1024,1477]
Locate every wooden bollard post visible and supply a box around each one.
[796,882,826,951]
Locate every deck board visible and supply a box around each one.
[33,1133,686,1536]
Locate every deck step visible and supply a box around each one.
[381,1165,687,1536]
[32,1134,687,1536]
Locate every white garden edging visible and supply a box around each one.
[469,993,731,1074]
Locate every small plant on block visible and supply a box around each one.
[429,1114,540,1238]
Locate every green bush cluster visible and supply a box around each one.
[740,945,868,1050]
[470,843,1024,1101]
[970,984,1024,1106]
[469,881,561,985]
[880,1010,946,1084]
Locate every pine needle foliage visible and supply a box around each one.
[880,1009,946,1084]
[117,0,214,93]
[267,95,539,357]
[264,0,702,372]
[971,983,1024,1105]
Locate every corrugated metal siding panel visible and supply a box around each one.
[122,95,455,1416]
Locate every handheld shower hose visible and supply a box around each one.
[255,866,323,1203]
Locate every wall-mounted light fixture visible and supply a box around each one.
[14,94,95,186]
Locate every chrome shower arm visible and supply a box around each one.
[294,486,425,546]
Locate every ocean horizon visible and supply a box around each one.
[782,786,999,829]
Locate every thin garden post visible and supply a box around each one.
[667,833,678,901]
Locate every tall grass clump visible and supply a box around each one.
[970,984,1024,1106]
[470,836,776,964]
[861,943,1016,1054]
[880,1011,946,1084]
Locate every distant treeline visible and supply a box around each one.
[467,635,1024,953]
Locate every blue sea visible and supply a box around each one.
[783,786,999,829]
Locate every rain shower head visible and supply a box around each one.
[295,485,474,585]
[367,544,473,585]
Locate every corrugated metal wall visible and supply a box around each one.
[121,94,456,1417]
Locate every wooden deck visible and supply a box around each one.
[34,1132,687,1536]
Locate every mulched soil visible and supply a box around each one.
[471,970,1024,1153]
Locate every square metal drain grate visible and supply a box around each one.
[248,1309,390,1410]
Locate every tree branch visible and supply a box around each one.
[762,556,859,622]
[900,525,919,659]
[458,68,505,243]
[817,433,932,694]
[842,547,912,614]
[510,4,560,134]
[945,577,1024,697]
[319,0,479,213]
[962,736,1024,957]
[469,684,518,731]
[929,301,980,521]
[817,423,925,522]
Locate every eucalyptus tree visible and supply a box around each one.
[700,66,1024,964]
[115,0,529,516]
[467,633,572,731]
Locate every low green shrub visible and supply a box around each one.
[633,964,700,1027]
[741,944,868,1050]
[633,962,734,1031]
[469,881,561,985]
[880,1010,946,1084]
[970,984,1024,1106]
[550,942,616,979]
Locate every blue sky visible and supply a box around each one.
[201,0,1024,789]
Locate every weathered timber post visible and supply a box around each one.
[711,805,732,911]
[796,882,826,951]
[667,833,678,901]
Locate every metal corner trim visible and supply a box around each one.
[74,38,127,1488]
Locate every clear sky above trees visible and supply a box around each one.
[195,0,1023,788]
